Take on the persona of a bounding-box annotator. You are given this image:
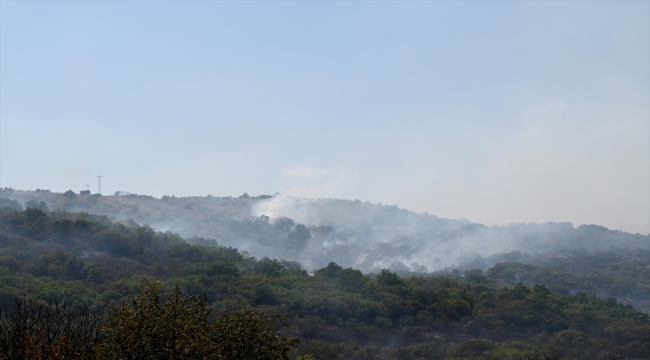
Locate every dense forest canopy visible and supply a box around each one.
[0,190,649,359]
[1,189,648,312]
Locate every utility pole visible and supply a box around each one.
[85,184,90,191]
[97,176,102,195]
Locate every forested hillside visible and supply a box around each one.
[2,189,648,270]
[2,188,648,312]
[0,206,649,359]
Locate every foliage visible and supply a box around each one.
[0,198,22,211]
[0,208,649,359]
[98,279,299,359]
[97,279,217,359]
[211,305,300,359]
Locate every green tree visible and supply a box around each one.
[97,280,216,360]
[0,198,22,211]
[25,200,49,213]
[211,305,300,359]
[97,279,299,360]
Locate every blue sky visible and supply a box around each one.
[1,1,648,233]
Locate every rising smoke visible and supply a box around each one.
[251,195,648,272]
[3,189,648,273]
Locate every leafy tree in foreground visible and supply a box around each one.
[212,305,300,360]
[97,279,299,360]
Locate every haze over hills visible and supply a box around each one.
[1,201,649,359]
[2,188,647,274]
[1,2,648,358]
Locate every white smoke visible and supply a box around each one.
[253,195,649,271]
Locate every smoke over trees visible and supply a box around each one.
[2,188,649,311]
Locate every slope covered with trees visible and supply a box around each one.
[2,188,649,313]
[0,206,649,359]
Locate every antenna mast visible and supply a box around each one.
[97,176,102,195]
[85,184,90,191]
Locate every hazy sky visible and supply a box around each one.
[1,1,648,234]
